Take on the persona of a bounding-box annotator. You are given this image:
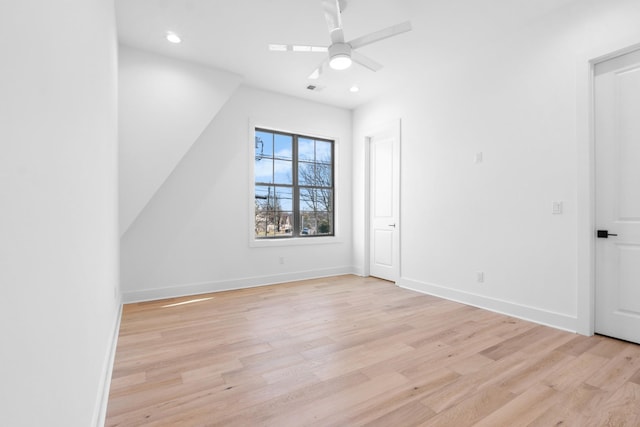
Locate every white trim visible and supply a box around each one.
[92,303,122,427]
[122,266,355,303]
[248,119,342,247]
[249,236,343,248]
[399,277,578,333]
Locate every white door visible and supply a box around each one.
[369,123,400,282]
[594,48,640,344]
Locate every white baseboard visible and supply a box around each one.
[92,303,122,427]
[350,266,366,277]
[122,266,356,303]
[398,277,578,333]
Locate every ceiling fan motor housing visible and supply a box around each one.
[328,42,352,69]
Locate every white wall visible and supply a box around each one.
[121,86,353,302]
[119,46,242,235]
[0,1,120,426]
[353,0,640,333]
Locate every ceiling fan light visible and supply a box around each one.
[328,42,352,70]
[329,54,352,70]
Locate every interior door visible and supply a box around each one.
[594,48,640,344]
[369,124,400,282]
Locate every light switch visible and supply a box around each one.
[552,201,563,215]
[474,152,483,164]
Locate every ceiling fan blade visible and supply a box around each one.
[269,44,328,53]
[348,21,412,50]
[321,0,345,43]
[351,51,383,72]
[308,60,329,80]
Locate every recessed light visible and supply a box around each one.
[350,85,360,93]
[166,32,181,44]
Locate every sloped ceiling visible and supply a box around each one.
[119,46,242,235]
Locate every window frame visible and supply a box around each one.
[250,125,339,247]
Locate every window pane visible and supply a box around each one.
[302,165,330,187]
[274,159,292,184]
[299,210,333,236]
[300,211,316,236]
[316,210,333,235]
[299,187,316,211]
[255,184,293,238]
[274,134,292,160]
[254,158,273,184]
[275,187,293,211]
[255,130,273,159]
[298,138,315,161]
[315,162,332,187]
[254,186,269,237]
[298,161,313,186]
[316,140,332,164]
[275,211,293,236]
[255,185,272,209]
[300,188,332,212]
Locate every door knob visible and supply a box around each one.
[597,230,618,238]
[388,223,396,228]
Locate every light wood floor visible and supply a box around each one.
[106,275,640,426]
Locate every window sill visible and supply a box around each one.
[249,236,341,248]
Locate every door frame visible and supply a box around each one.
[364,119,401,280]
[578,41,640,336]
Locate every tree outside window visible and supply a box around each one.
[254,129,334,239]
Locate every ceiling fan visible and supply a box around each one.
[268,0,412,79]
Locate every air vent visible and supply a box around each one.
[307,85,317,91]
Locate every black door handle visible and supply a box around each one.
[597,230,618,238]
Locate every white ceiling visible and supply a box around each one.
[115,0,578,110]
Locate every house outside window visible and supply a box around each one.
[254,128,334,239]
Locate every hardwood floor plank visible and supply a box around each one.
[106,275,640,426]
[419,385,515,427]
[586,382,640,427]
[314,368,458,426]
[527,383,609,427]
[361,400,435,427]
[472,384,559,427]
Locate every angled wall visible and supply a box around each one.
[121,86,353,301]
[119,45,242,235]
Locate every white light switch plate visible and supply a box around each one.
[552,201,563,214]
